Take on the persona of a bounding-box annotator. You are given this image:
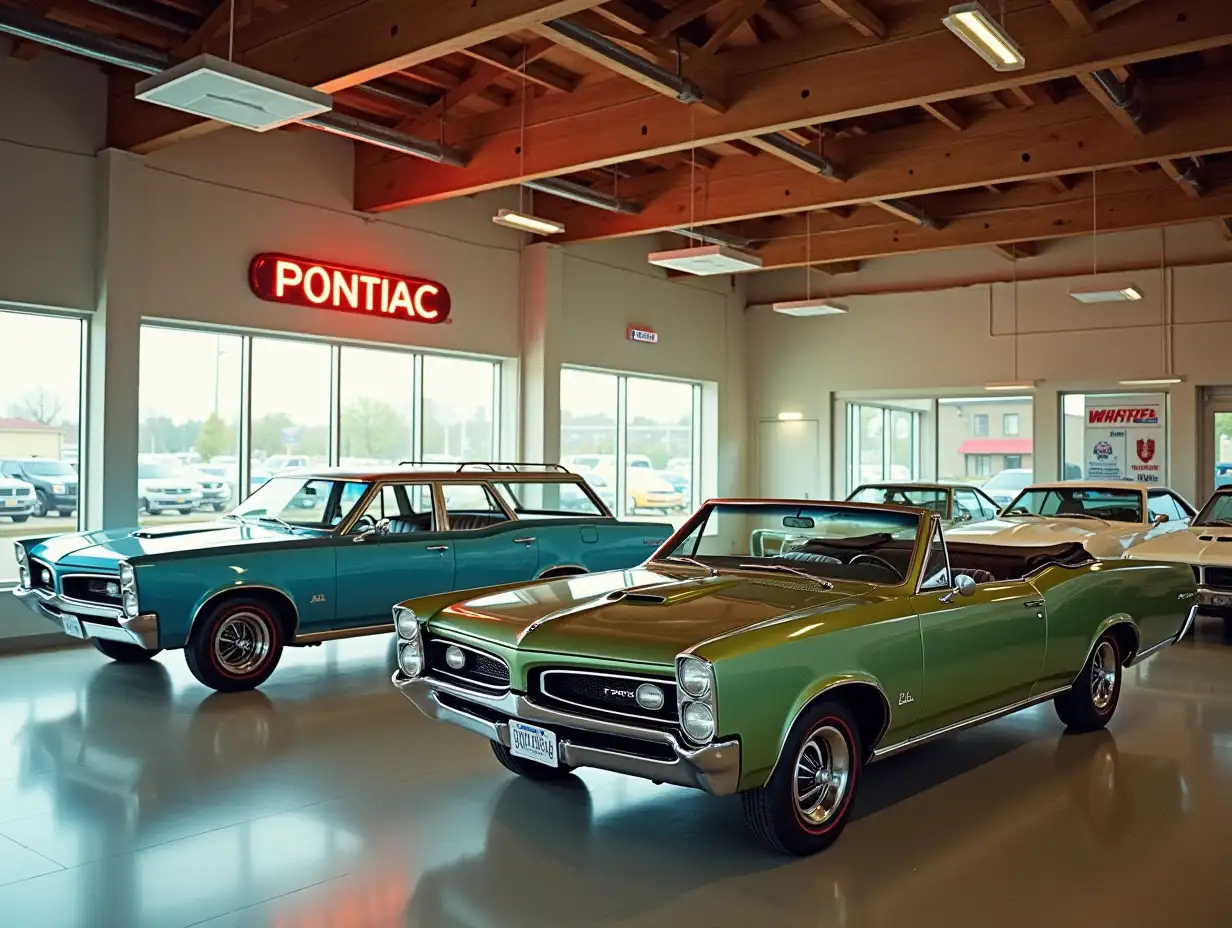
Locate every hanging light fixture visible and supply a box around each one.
[773,209,848,316]
[943,2,1025,72]
[1069,170,1141,303]
[493,48,565,236]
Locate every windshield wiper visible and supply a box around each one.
[256,515,298,533]
[1199,519,1232,527]
[659,555,717,576]
[738,563,834,590]
[1053,513,1107,522]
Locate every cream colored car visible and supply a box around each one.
[946,481,1195,558]
[1126,488,1232,623]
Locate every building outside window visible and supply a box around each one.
[1003,454,1023,470]
[560,368,701,526]
[972,414,989,437]
[1003,413,1020,437]
[968,454,992,477]
[938,397,1034,501]
[0,309,84,581]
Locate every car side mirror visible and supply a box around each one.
[940,573,977,603]
[1152,513,1169,526]
[354,518,391,543]
[375,518,391,536]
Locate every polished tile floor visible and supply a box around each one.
[2,622,1231,928]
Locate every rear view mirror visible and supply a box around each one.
[940,573,977,604]
[783,516,815,529]
[303,486,318,496]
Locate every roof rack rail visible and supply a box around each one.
[396,460,572,473]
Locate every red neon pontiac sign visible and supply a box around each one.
[249,254,450,324]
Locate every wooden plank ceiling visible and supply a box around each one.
[9,0,1232,273]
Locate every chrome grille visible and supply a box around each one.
[1204,566,1232,591]
[534,669,678,726]
[62,575,122,606]
[424,637,510,691]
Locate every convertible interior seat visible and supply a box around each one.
[779,550,842,564]
[950,568,997,585]
[947,541,1094,581]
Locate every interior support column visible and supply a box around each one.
[519,242,564,465]
[85,149,143,530]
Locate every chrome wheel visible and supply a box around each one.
[1091,640,1118,710]
[792,725,852,827]
[213,611,272,676]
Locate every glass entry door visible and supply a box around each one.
[1200,390,1232,502]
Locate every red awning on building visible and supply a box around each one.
[957,439,1033,455]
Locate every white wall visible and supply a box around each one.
[747,244,1232,504]
[0,38,103,311]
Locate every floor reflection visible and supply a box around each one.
[0,625,1228,928]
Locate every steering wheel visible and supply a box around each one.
[849,553,904,582]
[352,514,377,534]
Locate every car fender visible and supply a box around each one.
[767,672,893,781]
[1081,612,1142,669]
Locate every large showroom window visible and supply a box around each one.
[938,396,1034,507]
[339,346,416,467]
[422,355,498,462]
[846,403,921,486]
[138,327,243,525]
[0,309,84,581]
[559,368,701,525]
[1062,392,1167,484]
[250,337,333,490]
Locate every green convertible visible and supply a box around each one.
[391,498,1197,855]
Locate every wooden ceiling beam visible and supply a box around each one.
[1093,0,1151,23]
[530,72,1232,242]
[921,100,966,132]
[1076,71,1145,134]
[399,63,505,135]
[1158,158,1204,199]
[988,242,1039,260]
[108,0,601,152]
[756,2,801,40]
[649,0,720,39]
[461,38,575,93]
[753,168,1232,270]
[690,0,766,71]
[816,0,886,40]
[356,0,1232,210]
[1217,218,1232,242]
[816,260,862,274]
[1049,0,1097,33]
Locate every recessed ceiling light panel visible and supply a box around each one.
[492,209,565,235]
[135,54,332,131]
[1069,284,1144,304]
[771,299,849,317]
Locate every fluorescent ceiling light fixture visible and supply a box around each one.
[492,209,565,235]
[942,3,1025,71]
[135,54,332,131]
[1069,284,1144,304]
[778,412,803,421]
[648,244,763,276]
[985,381,1038,392]
[772,299,849,317]
[1119,377,1185,386]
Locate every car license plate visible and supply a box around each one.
[508,720,558,768]
[3,499,16,507]
[61,616,84,639]
[175,497,185,503]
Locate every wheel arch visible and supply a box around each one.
[536,563,588,580]
[188,585,300,645]
[767,676,892,781]
[1083,613,1142,670]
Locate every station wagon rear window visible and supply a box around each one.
[494,481,604,518]
[1005,488,1143,523]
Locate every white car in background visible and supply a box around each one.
[190,466,232,512]
[137,459,203,516]
[980,467,1035,510]
[946,481,1196,558]
[0,474,36,523]
[1126,488,1232,627]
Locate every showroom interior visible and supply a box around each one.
[1,0,1232,924]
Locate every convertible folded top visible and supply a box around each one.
[946,540,1095,581]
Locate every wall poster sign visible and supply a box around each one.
[249,254,450,324]
[1083,395,1166,484]
[626,325,659,344]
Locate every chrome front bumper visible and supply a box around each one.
[1196,588,1232,609]
[393,673,741,796]
[12,586,159,650]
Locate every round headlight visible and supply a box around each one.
[119,562,135,588]
[398,642,423,677]
[445,645,466,670]
[122,590,139,617]
[678,657,712,698]
[681,701,715,743]
[13,542,26,566]
[18,565,30,588]
[394,607,419,639]
[636,683,665,711]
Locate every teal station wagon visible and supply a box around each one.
[14,463,672,692]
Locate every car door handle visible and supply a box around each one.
[1024,600,1044,608]
[512,537,536,544]
[426,545,450,552]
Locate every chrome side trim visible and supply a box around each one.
[871,685,1072,761]
[765,679,893,783]
[293,622,392,644]
[392,672,741,795]
[1129,604,1199,666]
[539,668,676,724]
[187,584,302,643]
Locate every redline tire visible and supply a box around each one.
[185,596,285,693]
[742,699,863,856]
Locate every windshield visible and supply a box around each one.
[1004,487,1143,523]
[21,460,75,477]
[231,477,371,529]
[138,462,193,479]
[983,470,1032,491]
[1195,492,1232,526]
[848,486,948,516]
[659,502,923,586]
